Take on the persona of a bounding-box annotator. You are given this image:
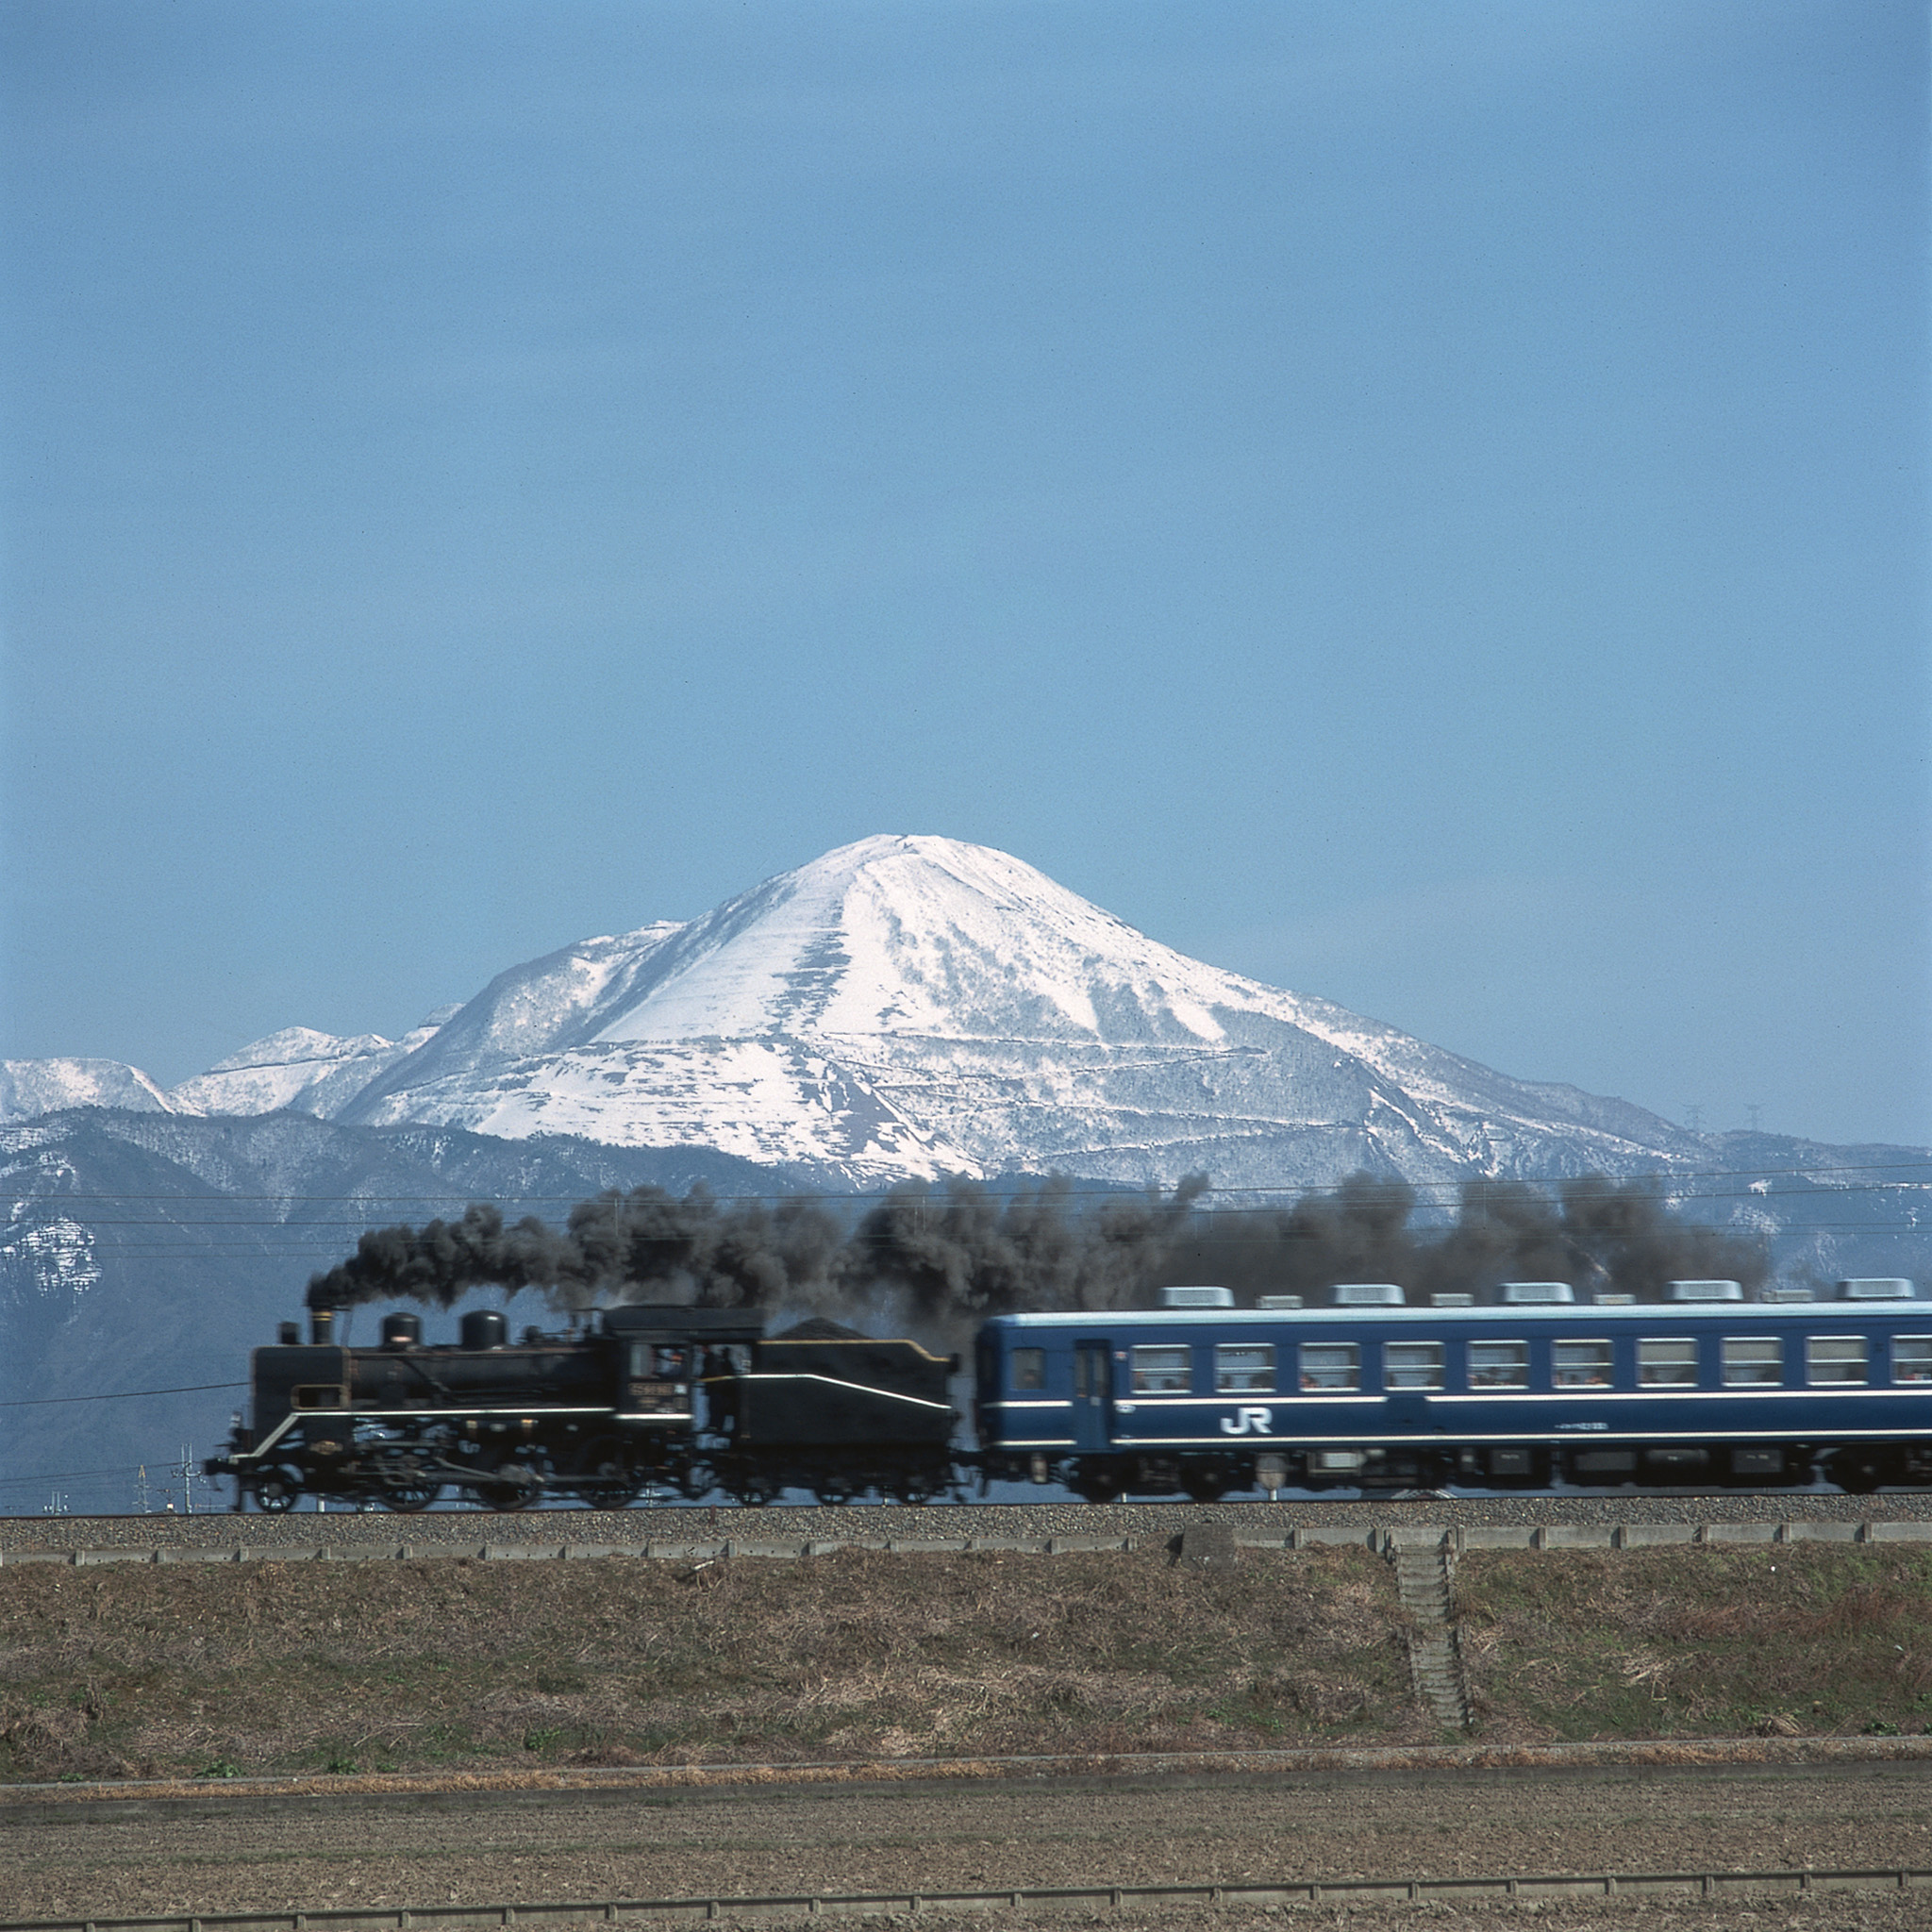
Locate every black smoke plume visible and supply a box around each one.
[305,1170,1765,1322]
[837,1174,1210,1321]
[305,1202,580,1310]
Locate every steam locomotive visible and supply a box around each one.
[208,1275,1932,1510]
[207,1304,957,1512]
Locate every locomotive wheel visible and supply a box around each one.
[891,1464,949,1505]
[573,1439,642,1509]
[381,1481,441,1513]
[579,1482,643,1509]
[251,1468,301,1513]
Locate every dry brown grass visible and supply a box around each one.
[0,1544,1415,1782]
[8,1541,1927,1785]
[1455,1542,1932,1742]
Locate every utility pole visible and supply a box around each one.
[173,1444,199,1515]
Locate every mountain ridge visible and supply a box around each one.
[0,835,1892,1191]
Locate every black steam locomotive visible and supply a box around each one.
[206,1304,958,1512]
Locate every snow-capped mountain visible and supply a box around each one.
[0,1058,175,1120]
[166,1012,458,1118]
[3,837,1721,1187]
[300,834,1706,1188]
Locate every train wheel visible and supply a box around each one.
[1071,1462,1124,1504]
[891,1463,950,1505]
[381,1481,441,1513]
[574,1439,642,1508]
[582,1482,644,1509]
[1830,1450,1894,1494]
[1180,1464,1232,1504]
[252,1468,301,1513]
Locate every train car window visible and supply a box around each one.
[1552,1340,1612,1388]
[1890,1337,1932,1384]
[1468,1341,1528,1389]
[1130,1344,1191,1393]
[1011,1347,1046,1392]
[1299,1342,1359,1392]
[1215,1343,1275,1392]
[1806,1336,1869,1386]
[291,1384,347,1409]
[1638,1339,1699,1387]
[1384,1341,1444,1390]
[1722,1337,1782,1386]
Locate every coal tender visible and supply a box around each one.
[207,1306,957,1511]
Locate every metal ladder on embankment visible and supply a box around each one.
[1391,1535,1473,1731]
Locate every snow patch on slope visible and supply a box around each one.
[335,835,1708,1187]
[169,1009,456,1119]
[0,1058,177,1124]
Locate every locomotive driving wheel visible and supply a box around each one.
[572,1437,642,1508]
[380,1480,442,1512]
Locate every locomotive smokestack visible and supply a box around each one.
[310,1307,336,1345]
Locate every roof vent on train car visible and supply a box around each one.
[1256,1294,1303,1309]
[1666,1280,1744,1302]
[380,1310,423,1349]
[1159,1285,1235,1308]
[1332,1283,1406,1307]
[1499,1281,1574,1304]
[1592,1293,1637,1306]
[1837,1278,1916,1300]
[1759,1286,1814,1303]
[1429,1293,1474,1307]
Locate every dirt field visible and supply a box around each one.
[8,1542,1932,1929]
[4,1764,1930,1927]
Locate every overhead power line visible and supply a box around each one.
[0,1380,245,1408]
[8,1156,1927,1210]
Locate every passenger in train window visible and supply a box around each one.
[1890,1337,1932,1383]
[1552,1340,1612,1388]
[1468,1341,1529,1389]
[1299,1342,1359,1391]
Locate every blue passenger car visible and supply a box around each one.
[974,1298,1932,1499]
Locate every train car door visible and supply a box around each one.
[1072,1341,1113,1451]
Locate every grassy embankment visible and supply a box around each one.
[0,1542,1928,1781]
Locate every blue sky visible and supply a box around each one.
[2,0,1926,1150]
